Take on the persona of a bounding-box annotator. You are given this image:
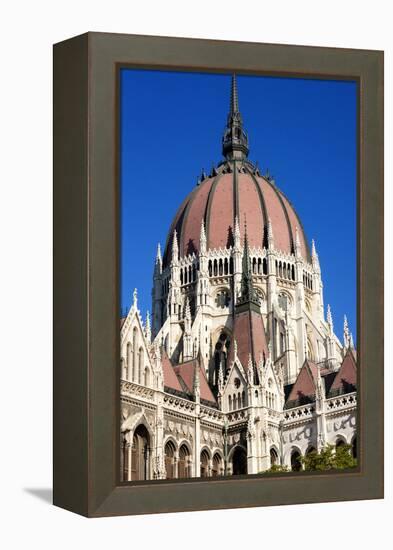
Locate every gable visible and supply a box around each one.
[286,360,318,407]
[329,350,357,396]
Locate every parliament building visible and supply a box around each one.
[120,75,357,481]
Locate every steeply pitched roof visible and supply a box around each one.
[230,305,269,378]
[329,349,357,396]
[161,349,184,393]
[285,359,318,407]
[174,359,216,404]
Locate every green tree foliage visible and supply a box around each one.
[301,444,357,471]
[260,464,290,475]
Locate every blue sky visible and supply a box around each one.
[120,69,357,342]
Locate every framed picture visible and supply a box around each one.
[53,32,383,517]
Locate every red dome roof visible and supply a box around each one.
[163,161,310,267]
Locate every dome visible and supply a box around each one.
[162,75,311,267]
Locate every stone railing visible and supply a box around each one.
[283,404,315,424]
[121,380,155,401]
[325,392,357,413]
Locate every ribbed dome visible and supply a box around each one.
[162,161,310,267]
[162,74,310,267]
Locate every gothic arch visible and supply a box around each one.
[178,443,192,479]
[163,435,178,452]
[200,448,211,477]
[212,451,224,476]
[335,435,347,447]
[290,446,303,472]
[164,439,177,479]
[231,445,248,475]
[269,445,280,467]
[129,424,151,481]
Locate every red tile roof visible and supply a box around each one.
[163,170,310,267]
[329,349,357,394]
[174,359,216,403]
[286,359,318,403]
[230,305,268,375]
[161,349,184,393]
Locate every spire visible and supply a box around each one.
[311,239,320,270]
[247,354,254,386]
[154,243,162,275]
[200,219,207,254]
[267,217,274,250]
[326,304,333,332]
[343,315,350,349]
[234,215,241,249]
[145,311,151,343]
[349,332,354,349]
[295,226,302,258]
[237,222,260,308]
[171,229,179,265]
[132,288,138,308]
[222,74,249,160]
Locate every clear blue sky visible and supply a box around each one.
[120,69,357,342]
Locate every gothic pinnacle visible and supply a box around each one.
[171,229,179,263]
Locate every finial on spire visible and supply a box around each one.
[171,230,179,264]
[155,243,162,275]
[343,315,350,349]
[222,74,249,160]
[349,333,354,349]
[311,238,320,270]
[133,288,138,308]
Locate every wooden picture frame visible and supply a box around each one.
[53,32,383,517]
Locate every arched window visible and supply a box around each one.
[278,292,288,312]
[208,260,212,276]
[263,258,268,275]
[307,337,315,361]
[138,347,144,384]
[232,447,247,475]
[336,438,346,450]
[200,450,210,477]
[178,445,192,478]
[126,342,131,378]
[121,436,129,481]
[164,441,176,479]
[212,453,223,476]
[144,367,150,387]
[214,331,231,385]
[270,448,279,467]
[228,395,232,411]
[290,450,302,472]
[215,289,230,308]
[132,327,138,382]
[131,425,150,481]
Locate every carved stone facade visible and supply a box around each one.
[120,74,357,481]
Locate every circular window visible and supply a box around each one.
[234,377,241,389]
